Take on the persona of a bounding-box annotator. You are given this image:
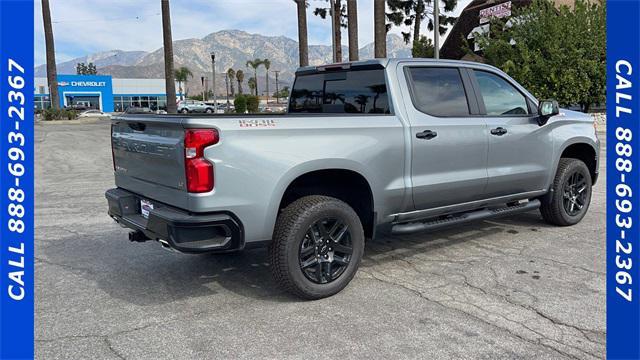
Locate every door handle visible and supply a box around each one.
[490,127,508,136]
[416,130,438,140]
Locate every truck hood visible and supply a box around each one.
[557,108,592,122]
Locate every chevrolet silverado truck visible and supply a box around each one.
[106,59,599,299]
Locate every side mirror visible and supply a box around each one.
[537,100,559,126]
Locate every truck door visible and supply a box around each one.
[469,69,553,198]
[401,66,489,210]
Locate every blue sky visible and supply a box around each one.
[34,0,471,66]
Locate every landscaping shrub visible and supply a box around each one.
[234,95,247,113]
[246,95,259,113]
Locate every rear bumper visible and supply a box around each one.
[106,188,244,253]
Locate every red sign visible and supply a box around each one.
[479,1,512,24]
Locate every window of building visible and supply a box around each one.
[289,69,390,114]
[34,96,51,110]
[406,67,470,117]
[473,70,529,115]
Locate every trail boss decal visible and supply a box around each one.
[239,119,276,128]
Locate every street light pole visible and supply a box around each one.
[434,0,440,59]
[210,53,216,110]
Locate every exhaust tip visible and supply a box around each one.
[158,239,178,253]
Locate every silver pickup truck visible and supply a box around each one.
[106,59,599,299]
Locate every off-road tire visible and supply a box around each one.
[269,195,365,300]
[540,158,592,226]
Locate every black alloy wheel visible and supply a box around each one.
[562,171,588,216]
[299,218,353,284]
[540,158,592,226]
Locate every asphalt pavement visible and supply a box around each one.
[35,120,606,359]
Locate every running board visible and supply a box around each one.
[391,199,541,235]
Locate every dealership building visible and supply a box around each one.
[34,74,181,112]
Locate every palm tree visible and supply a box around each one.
[247,77,257,95]
[313,0,346,62]
[294,0,309,67]
[355,94,370,112]
[246,59,262,96]
[236,69,244,94]
[161,0,177,113]
[227,68,236,96]
[373,0,386,58]
[262,59,271,102]
[41,0,60,109]
[333,0,343,62]
[347,0,359,61]
[174,66,193,100]
[368,84,387,112]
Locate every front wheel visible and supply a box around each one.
[269,195,365,300]
[540,158,592,226]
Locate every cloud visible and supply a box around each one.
[34,0,472,66]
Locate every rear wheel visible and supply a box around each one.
[205,108,213,113]
[269,195,364,299]
[540,158,592,226]
[181,108,189,114]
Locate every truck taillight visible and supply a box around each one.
[184,129,219,193]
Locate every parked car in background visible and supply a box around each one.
[78,109,111,119]
[125,106,154,114]
[65,104,89,111]
[177,100,215,114]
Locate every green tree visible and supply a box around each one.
[235,69,244,94]
[227,68,236,96]
[472,0,605,111]
[76,62,86,75]
[412,35,434,58]
[247,76,257,96]
[174,66,193,100]
[234,95,247,113]
[274,86,290,99]
[246,59,263,96]
[386,0,458,57]
[246,95,260,112]
[76,62,97,75]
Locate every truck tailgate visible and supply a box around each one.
[111,116,188,207]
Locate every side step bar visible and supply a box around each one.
[391,199,541,235]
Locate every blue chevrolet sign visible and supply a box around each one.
[55,74,114,112]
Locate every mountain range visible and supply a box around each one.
[35,30,412,95]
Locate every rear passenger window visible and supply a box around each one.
[473,70,529,116]
[406,67,470,117]
[289,69,390,114]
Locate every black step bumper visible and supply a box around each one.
[106,188,244,253]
